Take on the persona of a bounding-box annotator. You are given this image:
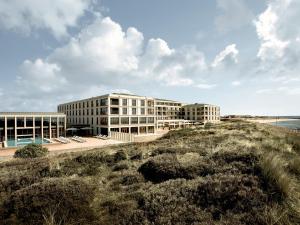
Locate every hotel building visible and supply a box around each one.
[58,93,220,136]
[0,112,66,147]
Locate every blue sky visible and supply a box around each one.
[0,0,299,115]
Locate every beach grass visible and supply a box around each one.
[0,120,300,225]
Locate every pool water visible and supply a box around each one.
[7,138,50,147]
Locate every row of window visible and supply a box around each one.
[64,107,155,116]
[68,117,155,125]
[0,117,65,128]
[58,98,156,111]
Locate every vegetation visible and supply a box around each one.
[14,143,49,159]
[1,120,300,224]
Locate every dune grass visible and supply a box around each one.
[0,120,300,225]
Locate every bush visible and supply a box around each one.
[14,144,48,159]
[2,178,96,225]
[114,150,128,162]
[138,154,199,183]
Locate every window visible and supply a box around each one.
[111,107,119,115]
[140,117,147,124]
[121,117,129,124]
[110,117,119,125]
[132,99,137,106]
[122,99,127,106]
[147,108,154,115]
[17,117,25,127]
[110,98,119,105]
[100,108,108,115]
[26,117,33,127]
[122,108,127,115]
[147,100,154,107]
[131,117,138,124]
[148,117,154,123]
[100,118,108,125]
[141,108,145,115]
[100,98,108,106]
[132,108,137,115]
[141,100,145,106]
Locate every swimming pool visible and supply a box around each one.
[7,138,50,147]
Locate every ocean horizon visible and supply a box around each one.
[270,119,300,130]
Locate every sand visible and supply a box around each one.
[245,118,299,124]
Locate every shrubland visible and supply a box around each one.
[0,120,300,225]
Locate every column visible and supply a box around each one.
[4,116,7,141]
[49,117,52,139]
[41,117,44,140]
[57,117,59,138]
[14,116,17,141]
[33,117,35,141]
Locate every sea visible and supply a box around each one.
[270,119,300,130]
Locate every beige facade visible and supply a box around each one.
[58,93,156,136]
[58,93,221,136]
[182,104,221,123]
[0,112,66,147]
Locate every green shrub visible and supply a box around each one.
[14,144,48,159]
[2,178,96,225]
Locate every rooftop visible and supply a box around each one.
[0,112,66,116]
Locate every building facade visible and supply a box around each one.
[57,93,156,136]
[0,113,66,145]
[58,93,221,136]
[182,104,221,123]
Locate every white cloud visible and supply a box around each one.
[215,0,253,33]
[0,0,92,39]
[18,59,67,93]
[212,44,239,68]
[195,83,217,89]
[231,81,241,86]
[1,16,215,111]
[254,4,290,60]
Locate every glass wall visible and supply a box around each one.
[26,117,33,127]
[17,117,25,127]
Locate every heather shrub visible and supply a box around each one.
[2,178,96,225]
[114,150,128,162]
[138,154,188,183]
[14,144,48,159]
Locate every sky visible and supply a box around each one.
[0,0,299,116]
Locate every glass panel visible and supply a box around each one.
[17,117,25,127]
[26,117,33,127]
[43,117,50,127]
[7,118,15,128]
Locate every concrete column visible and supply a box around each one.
[4,116,7,141]
[49,117,52,139]
[14,116,17,141]
[41,117,44,139]
[57,117,59,138]
[33,117,35,141]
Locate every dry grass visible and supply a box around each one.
[0,120,300,224]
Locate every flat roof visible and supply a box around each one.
[183,103,220,107]
[0,112,66,116]
[58,93,155,106]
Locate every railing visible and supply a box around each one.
[110,131,135,142]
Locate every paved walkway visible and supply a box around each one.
[0,138,124,161]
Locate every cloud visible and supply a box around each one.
[254,3,290,61]
[1,16,215,111]
[215,0,254,33]
[0,0,92,39]
[231,81,241,86]
[18,59,67,93]
[195,83,217,89]
[211,44,239,68]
